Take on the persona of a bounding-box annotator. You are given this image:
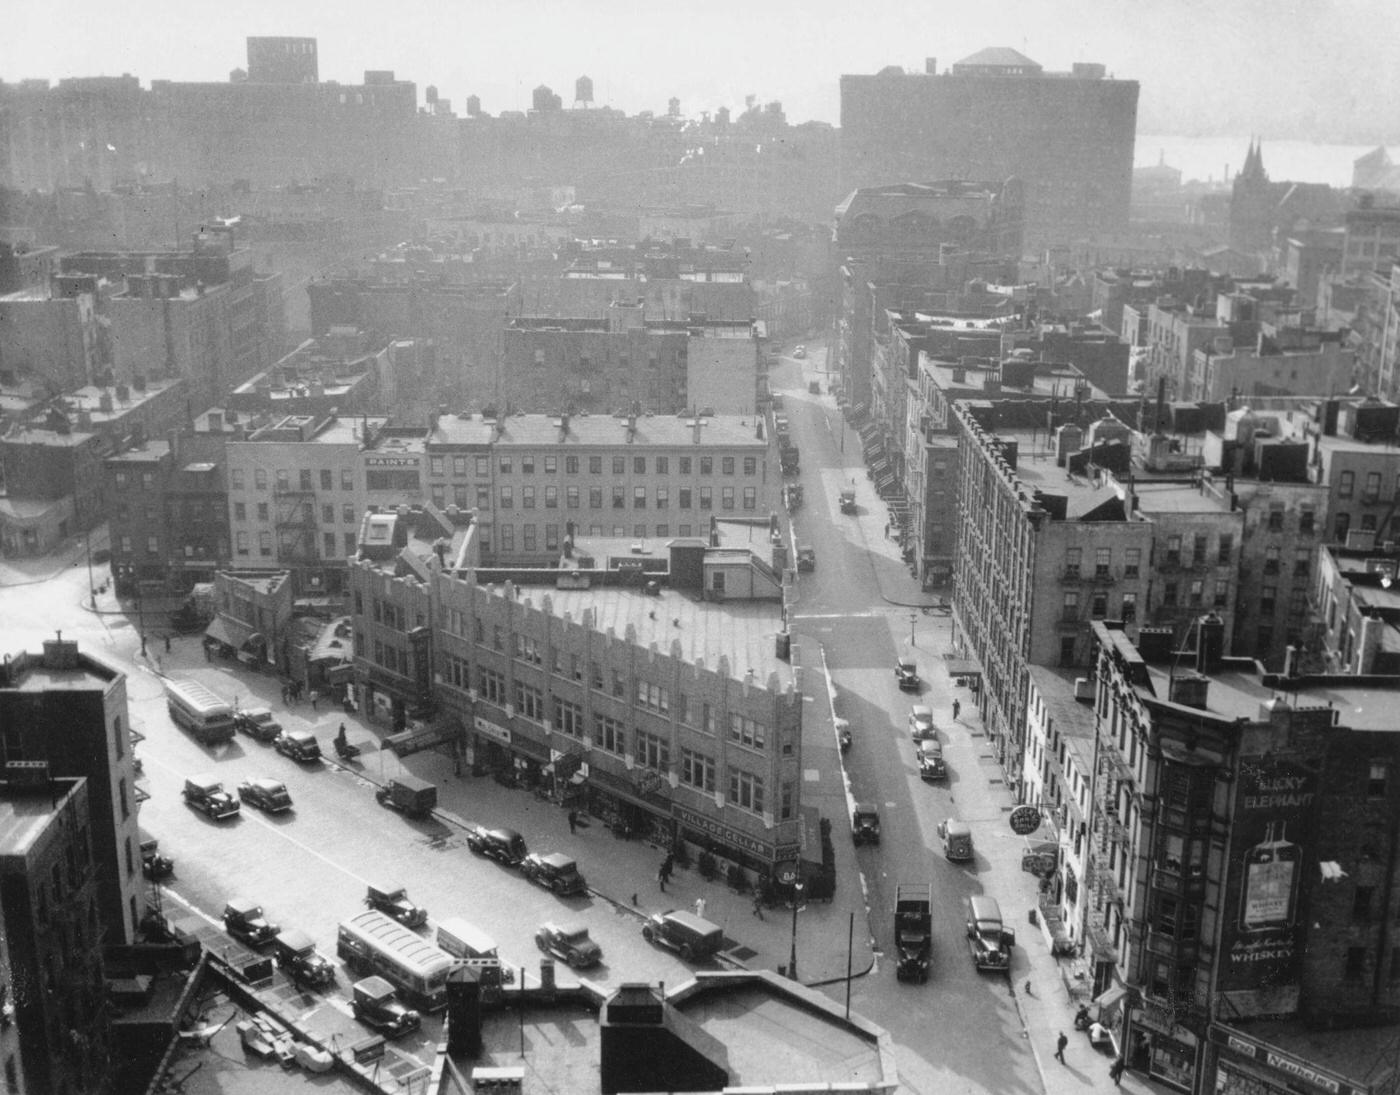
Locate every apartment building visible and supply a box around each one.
[425,412,775,566]
[224,411,392,594]
[1085,619,1400,1095]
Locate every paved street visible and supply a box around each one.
[0,339,1148,1095]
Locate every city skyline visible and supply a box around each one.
[5,0,1398,142]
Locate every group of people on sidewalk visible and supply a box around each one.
[1054,1014,1128,1086]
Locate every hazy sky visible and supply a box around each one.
[5,0,1396,139]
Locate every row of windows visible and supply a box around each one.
[489,522,718,554]
[230,467,356,492]
[428,484,760,512]
[447,654,774,755]
[232,501,362,525]
[234,530,357,557]
[430,454,760,478]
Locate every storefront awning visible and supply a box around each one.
[944,658,982,679]
[1094,984,1129,1010]
[204,616,249,649]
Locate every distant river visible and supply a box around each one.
[1135,134,1392,188]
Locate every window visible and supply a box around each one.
[255,468,268,490]
[586,486,601,508]
[634,486,647,508]
[680,457,691,475]
[700,456,713,475]
[681,749,715,792]
[722,457,735,475]
[561,486,576,509]
[544,456,557,474]
[728,713,766,750]
[1267,506,1284,532]
[477,486,491,510]
[546,524,560,550]
[514,635,542,665]
[634,456,646,474]
[636,731,669,771]
[1300,507,1316,534]
[522,456,535,474]
[743,487,756,510]
[342,469,354,490]
[322,503,335,523]
[656,487,669,509]
[345,533,356,555]
[553,699,584,737]
[478,667,507,705]
[522,486,535,509]
[1294,547,1311,578]
[1214,581,1229,608]
[276,469,289,491]
[699,487,712,510]
[1165,535,1182,565]
[523,524,537,551]
[729,770,764,813]
[323,532,336,556]
[590,456,603,475]
[477,456,490,477]
[721,486,735,510]
[1091,591,1108,618]
[613,456,625,475]
[500,524,514,551]
[1346,947,1367,978]
[499,486,513,509]
[1095,548,1111,578]
[566,456,579,474]
[1121,592,1137,621]
[1192,534,1208,565]
[321,469,334,490]
[1064,548,1082,578]
[1354,885,1375,920]
[611,668,626,698]
[257,502,269,521]
[259,531,272,557]
[1125,548,1141,578]
[1062,591,1079,618]
[636,681,669,713]
[1264,546,1280,574]
[1189,579,1203,606]
[590,660,604,690]
[499,456,513,474]
[234,502,247,521]
[612,486,626,509]
[1163,582,1177,607]
[545,485,558,508]
[1369,762,1389,798]
[1365,472,1382,503]
[1340,470,1355,499]
[1336,513,1351,541]
[744,457,757,476]
[236,531,249,555]
[1260,584,1277,615]
[679,487,692,509]
[1218,534,1233,564]
[656,456,668,475]
[594,714,625,754]
[515,683,545,722]
[453,455,468,476]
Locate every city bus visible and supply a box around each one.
[164,679,236,744]
[337,909,455,1012]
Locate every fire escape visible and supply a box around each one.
[274,485,319,566]
[1084,742,1134,962]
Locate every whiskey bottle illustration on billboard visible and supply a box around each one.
[1241,821,1300,933]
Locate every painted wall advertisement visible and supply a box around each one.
[1217,755,1319,1014]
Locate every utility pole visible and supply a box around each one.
[910,611,918,647]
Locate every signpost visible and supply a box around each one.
[1008,805,1042,836]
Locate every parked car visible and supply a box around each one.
[467,826,527,867]
[182,775,239,820]
[535,922,602,969]
[274,728,321,762]
[234,706,283,742]
[375,774,437,818]
[908,705,936,741]
[521,853,588,896]
[237,777,293,813]
[938,818,974,861]
[140,834,174,880]
[271,929,335,987]
[223,898,280,948]
[852,803,881,846]
[641,910,724,962]
[895,658,920,691]
[917,738,947,780]
[796,545,816,572]
[365,884,428,928]
[839,487,857,514]
[351,976,420,1037]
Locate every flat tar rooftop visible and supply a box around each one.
[430,412,767,449]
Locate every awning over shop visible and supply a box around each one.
[204,615,251,649]
[944,657,982,679]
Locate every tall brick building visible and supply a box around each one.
[839,49,1138,250]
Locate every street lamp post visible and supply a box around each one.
[787,879,806,981]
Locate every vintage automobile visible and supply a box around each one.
[365,884,428,928]
[466,826,527,867]
[140,834,174,880]
[272,929,335,987]
[796,545,816,572]
[521,853,588,897]
[223,898,280,948]
[237,777,293,813]
[642,910,724,962]
[908,705,936,741]
[351,976,421,1037]
[917,738,947,781]
[839,487,857,514]
[535,922,603,969]
[183,775,239,820]
[273,728,321,762]
[895,658,920,692]
[234,706,283,742]
[851,803,882,846]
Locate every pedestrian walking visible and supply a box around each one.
[1055,1032,1068,1064]
[657,865,668,892]
[752,892,765,919]
[631,893,639,906]
[694,897,706,919]
[309,689,319,712]
[1023,979,1035,997]
[567,810,578,835]
[164,634,171,653]
[952,698,961,721]
[1110,1058,1126,1086]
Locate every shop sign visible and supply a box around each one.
[1009,805,1042,835]
[673,805,772,859]
[473,716,511,745]
[1022,852,1058,877]
[365,456,420,467]
[1212,1028,1353,1095]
